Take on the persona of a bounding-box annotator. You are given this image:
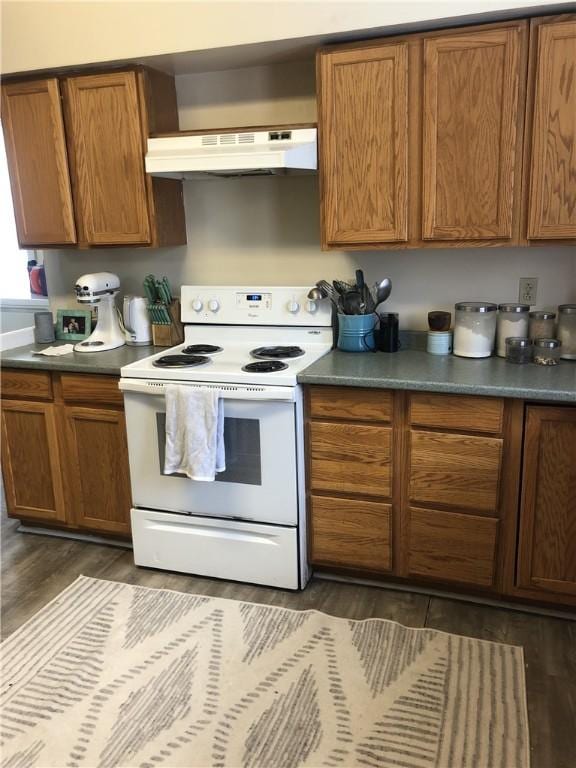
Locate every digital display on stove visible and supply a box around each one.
[236,292,272,310]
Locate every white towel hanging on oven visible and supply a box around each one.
[164,385,225,481]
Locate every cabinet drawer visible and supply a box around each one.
[60,374,123,406]
[409,430,502,513]
[1,369,52,400]
[310,421,392,497]
[309,386,393,422]
[310,495,391,572]
[408,507,498,588]
[409,393,504,434]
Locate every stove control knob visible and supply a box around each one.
[306,300,318,313]
[208,299,220,312]
[287,300,300,314]
[192,298,203,312]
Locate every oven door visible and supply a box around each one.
[120,380,299,525]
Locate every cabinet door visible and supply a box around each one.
[422,24,526,241]
[409,431,503,513]
[63,72,151,245]
[1,79,76,246]
[63,406,131,535]
[527,19,576,239]
[517,406,576,599]
[318,43,408,245]
[408,507,498,588]
[310,494,391,573]
[0,400,66,522]
[309,421,392,497]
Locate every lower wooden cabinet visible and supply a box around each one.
[306,387,576,609]
[408,430,503,513]
[310,495,391,572]
[309,421,392,497]
[407,507,498,588]
[1,400,66,523]
[516,406,576,600]
[1,370,131,537]
[63,407,131,536]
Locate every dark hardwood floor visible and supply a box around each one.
[2,515,575,768]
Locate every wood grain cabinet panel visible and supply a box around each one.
[408,507,498,587]
[309,386,392,422]
[318,43,408,245]
[517,406,576,598]
[422,24,526,241]
[310,421,392,497]
[63,407,131,535]
[527,18,576,239]
[63,72,151,246]
[1,79,76,246]
[1,370,53,401]
[60,374,123,407]
[0,400,66,523]
[310,494,391,572]
[409,393,504,434]
[409,430,503,513]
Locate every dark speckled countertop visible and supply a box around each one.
[1,341,161,376]
[3,342,575,401]
[297,349,576,403]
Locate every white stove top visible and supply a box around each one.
[121,325,333,386]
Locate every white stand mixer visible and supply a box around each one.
[74,272,126,353]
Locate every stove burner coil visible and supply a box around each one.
[182,344,223,355]
[242,360,289,373]
[152,355,210,368]
[250,346,305,359]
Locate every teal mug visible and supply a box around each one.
[337,313,377,352]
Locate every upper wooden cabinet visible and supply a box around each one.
[63,72,151,245]
[1,79,77,246]
[526,17,576,240]
[318,43,408,246]
[422,25,526,242]
[1,68,186,249]
[516,406,576,602]
[318,16,576,249]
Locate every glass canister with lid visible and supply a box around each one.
[529,310,556,340]
[496,303,529,357]
[453,302,498,358]
[557,304,576,360]
[533,338,562,366]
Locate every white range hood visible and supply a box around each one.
[145,127,317,179]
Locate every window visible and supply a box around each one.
[0,126,45,302]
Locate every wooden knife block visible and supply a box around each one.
[151,299,184,347]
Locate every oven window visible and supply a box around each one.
[156,413,262,486]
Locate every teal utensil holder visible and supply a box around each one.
[337,313,377,352]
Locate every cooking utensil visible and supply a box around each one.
[316,280,341,308]
[374,278,392,305]
[307,286,326,301]
[342,290,365,315]
[333,279,355,295]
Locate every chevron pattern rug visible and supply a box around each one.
[0,576,529,768]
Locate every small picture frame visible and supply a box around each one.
[55,309,92,341]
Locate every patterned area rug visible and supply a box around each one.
[0,576,529,768]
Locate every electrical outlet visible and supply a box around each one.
[519,277,538,305]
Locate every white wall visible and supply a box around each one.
[34,49,576,331]
[2,0,571,75]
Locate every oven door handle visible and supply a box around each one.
[118,378,296,402]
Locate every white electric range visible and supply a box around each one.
[119,286,333,589]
